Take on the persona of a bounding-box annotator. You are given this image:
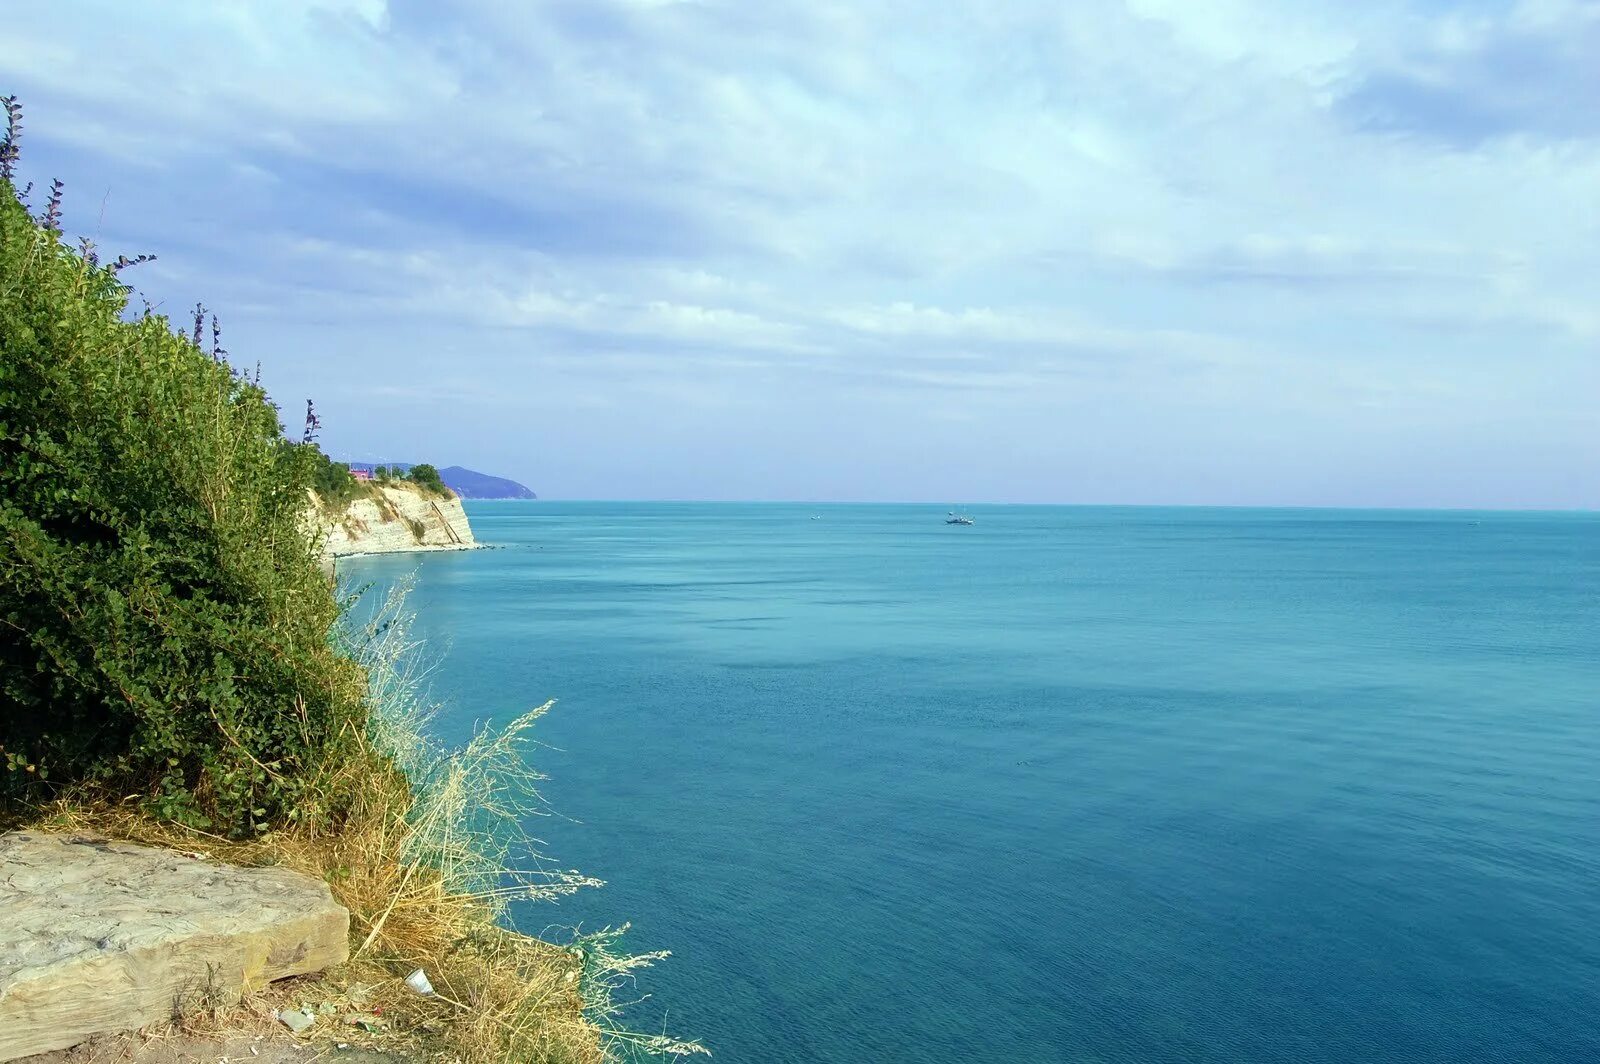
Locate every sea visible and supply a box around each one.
[341,502,1599,1063]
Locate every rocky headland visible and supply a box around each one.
[313,481,479,559]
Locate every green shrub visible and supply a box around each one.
[406,462,449,496]
[0,114,368,833]
[308,445,369,509]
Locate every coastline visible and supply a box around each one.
[329,541,483,560]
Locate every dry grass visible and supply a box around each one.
[26,582,704,1063]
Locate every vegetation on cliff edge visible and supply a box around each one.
[0,97,699,1062]
[0,129,360,831]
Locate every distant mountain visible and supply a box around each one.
[437,466,537,499]
[347,462,537,500]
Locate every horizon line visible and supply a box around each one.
[466,498,1599,514]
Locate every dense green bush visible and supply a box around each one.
[308,446,368,508]
[406,462,449,496]
[0,115,367,833]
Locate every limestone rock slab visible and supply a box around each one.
[0,832,349,1062]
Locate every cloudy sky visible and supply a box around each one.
[6,1,1596,505]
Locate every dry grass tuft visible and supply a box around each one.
[28,581,704,1063]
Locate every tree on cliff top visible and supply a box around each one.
[406,462,450,495]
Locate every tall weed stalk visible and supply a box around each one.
[335,580,706,1060]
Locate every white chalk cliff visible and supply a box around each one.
[313,481,479,558]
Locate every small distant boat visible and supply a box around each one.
[945,511,974,526]
[810,515,822,520]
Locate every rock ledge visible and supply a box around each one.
[0,832,349,1062]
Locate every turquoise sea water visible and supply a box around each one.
[343,503,1599,1063]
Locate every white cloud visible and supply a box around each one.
[6,0,1597,504]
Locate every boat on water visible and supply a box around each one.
[946,512,975,526]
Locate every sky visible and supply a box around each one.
[5,0,1597,506]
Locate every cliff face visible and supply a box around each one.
[314,482,479,558]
